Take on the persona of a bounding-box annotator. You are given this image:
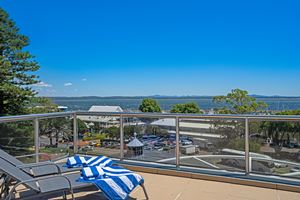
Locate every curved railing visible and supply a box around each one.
[1,111,300,181]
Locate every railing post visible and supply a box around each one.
[245,118,250,175]
[34,118,39,163]
[73,113,78,154]
[249,157,252,173]
[175,116,180,168]
[120,115,124,161]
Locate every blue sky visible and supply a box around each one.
[1,0,300,96]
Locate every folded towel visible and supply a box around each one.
[94,174,143,200]
[66,156,88,167]
[79,165,144,200]
[82,166,105,180]
[86,156,114,167]
[66,155,113,168]
[102,166,134,177]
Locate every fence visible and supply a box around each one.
[1,111,300,180]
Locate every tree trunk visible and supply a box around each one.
[49,134,53,146]
[55,132,59,147]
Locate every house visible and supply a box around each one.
[78,105,123,128]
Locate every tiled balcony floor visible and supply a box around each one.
[22,172,300,200]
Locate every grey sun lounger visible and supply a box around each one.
[0,157,149,200]
[0,149,83,177]
[0,157,93,200]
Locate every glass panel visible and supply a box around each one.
[77,115,121,159]
[179,118,246,172]
[0,121,34,163]
[123,117,176,165]
[39,116,73,161]
[249,120,300,179]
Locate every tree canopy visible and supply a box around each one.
[170,102,202,114]
[260,110,300,148]
[139,98,161,113]
[213,89,267,114]
[25,97,59,114]
[0,8,40,116]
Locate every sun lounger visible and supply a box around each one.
[0,149,113,177]
[0,157,92,200]
[0,154,148,200]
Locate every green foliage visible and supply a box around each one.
[145,125,168,136]
[0,121,34,155]
[260,110,300,146]
[124,125,142,138]
[39,117,72,147]
[139,99,161,113]
[277,110,300,115]
[0,96,62,153]
[102,125,142,139]
[103,126,120,138]
[77,119,88,134]
[226,138,261,153]
[83,133,107,141]
[213,89,267,114]
[40,147,67,155]
[91,122,102,134]
[0,8,41,116]
[170,102,202,113]
[23,97,73,147]
[25,97,59,114]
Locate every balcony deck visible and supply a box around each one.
[2,112,300,199]
[16,172,299,200]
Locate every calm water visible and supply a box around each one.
[51,97,300,111]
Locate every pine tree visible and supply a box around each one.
[0,8,40,116]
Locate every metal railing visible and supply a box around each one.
[1,111,300,177]
[0,112,76,163]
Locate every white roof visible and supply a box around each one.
[168,130,225,139]
[89,106,123,112]
[127,138,144,147]
[151,118,175,126]
[151,119,214,129]
[78,115,119,123]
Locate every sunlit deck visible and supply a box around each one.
[16,172,299,200]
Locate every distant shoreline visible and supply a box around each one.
[50,96,300,112]
[47,95,300,99]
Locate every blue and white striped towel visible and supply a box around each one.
[79,165,144,200]
[94,174,143,200]
[66,155,113,168]
[66,156,88,167]
[81,165,133,180]
[81,166,105,180]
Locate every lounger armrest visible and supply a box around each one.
[17,162,61,175]
[6,175,73,200]
[15,153,51,161]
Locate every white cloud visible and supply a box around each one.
[64,82,73,87]
[82,78,87,81]
[33,81,52,88]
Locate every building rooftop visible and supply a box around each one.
[89,106,123,112]
[127,138,144,147]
